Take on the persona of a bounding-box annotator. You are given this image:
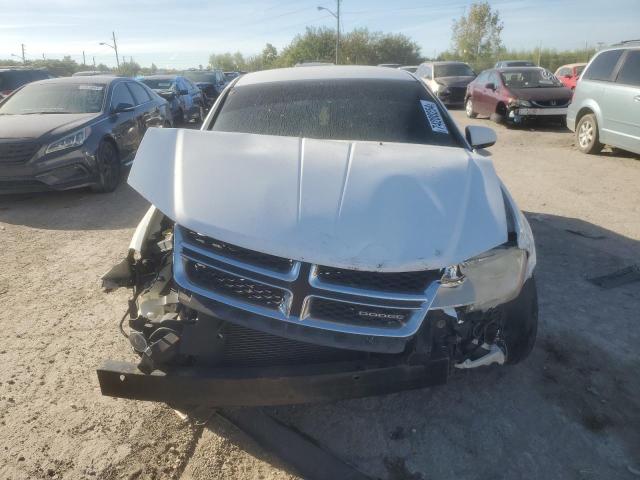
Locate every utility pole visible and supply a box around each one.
[336,0,340,65]
[93,56,96,68]
[82,50,86,65]
[21,44,26,64]
[100,31,120,70]
[112,31,120,69]
[317,0,341,64]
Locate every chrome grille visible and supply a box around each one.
[315,265,439,294]
[184,260,287,310]
[174,227,440,339]
[0,142,40,165]
[531,99,569,108]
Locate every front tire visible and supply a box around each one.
[91,140,120,193]
[576,113,603,154]
[502,277,538,364]
[465,98,478,118]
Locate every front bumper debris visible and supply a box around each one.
[97,358,449,406]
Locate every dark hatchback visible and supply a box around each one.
[465,67,573,125]
[182,69,227,108]
[0,76,171,194]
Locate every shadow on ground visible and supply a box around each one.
[196,212,640,480]
[0,173,149,231]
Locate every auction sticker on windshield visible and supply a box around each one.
[420,100,448,134]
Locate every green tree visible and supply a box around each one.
[119,59,141,77]
[451,1,503,69]
[276,27,422,67]
[209,52,245,71]
[261,43,278,69]
[277,27,337,66]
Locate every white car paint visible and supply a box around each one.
[128,128,508,272]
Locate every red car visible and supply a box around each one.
[465,67,573,125]
[554,63,587,90]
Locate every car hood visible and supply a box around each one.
[0,112,101,140]
[128,128,508,272]
[436,76,475,87]
[508,86,573,101]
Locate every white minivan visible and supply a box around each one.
[567,42,640,155]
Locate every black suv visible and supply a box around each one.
[182,69,227,108]
[0,68,52,100]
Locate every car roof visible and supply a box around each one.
[28,75,122,86]
[556,63,586,69]
[421,61,469,66]
[141,75,181,80]
[236,66,415,86]
[496,66,545,72]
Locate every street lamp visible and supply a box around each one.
[317,1,341,64]
[99,31,120,69]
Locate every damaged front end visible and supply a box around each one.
[97,129,537,407]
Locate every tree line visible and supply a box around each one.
[2,2,601,77]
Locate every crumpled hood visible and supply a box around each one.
[128,128,507,272]
[0,112,100,140]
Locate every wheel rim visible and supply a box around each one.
[466,99,473,116]
[578,120,594,148]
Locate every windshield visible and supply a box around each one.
[576,65,586,76]
[211,79,459,147]
[434,64,474,78]
[183,72,216,83]
[141,79,175,90]
[0,82,105,114]
[501,69,563,88]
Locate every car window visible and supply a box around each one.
[615,50,640,87]
[557,68,569,77]
[476,71,489,84]
[434,64,474,78]
[0,82,105,114]
[110,83,135,109]
[500,69,562,88]
[583,49,624,81]
[141,78,175,90]
[488,71,500,85]
[211,79,460,148]
[127,81,152,104]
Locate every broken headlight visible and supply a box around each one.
[434,246,528,311]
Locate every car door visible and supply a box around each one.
[127,81,162,132]
[579,49,625,144]
[108,82,140,162]
[470,71,489,113]
[605,49,640,154]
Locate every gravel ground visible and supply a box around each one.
[0,110,638,479]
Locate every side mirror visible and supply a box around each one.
[178,89,188,95]
[465,125,497,149]
[112,102,135,113]
[485,82,496,91]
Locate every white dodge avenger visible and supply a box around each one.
[98,66,538,407]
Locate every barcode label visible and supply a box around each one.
[420,100,449,134]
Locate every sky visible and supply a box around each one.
[0,0,638,69]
